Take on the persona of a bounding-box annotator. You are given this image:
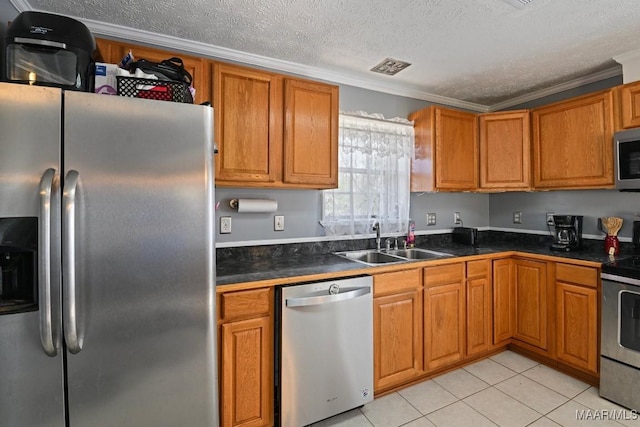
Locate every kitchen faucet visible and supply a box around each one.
[373,222,381,251]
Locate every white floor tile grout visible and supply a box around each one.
[316,352,625,427]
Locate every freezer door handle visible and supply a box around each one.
[63,170,82,354]
[38,168,58,356]
[285,286,371,307]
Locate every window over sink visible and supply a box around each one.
[321,112,414,237]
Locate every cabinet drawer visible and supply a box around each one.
[467,259,489,278]
[424,263,465,287]
[220,288,272,322]
[555,263,598,288]
[374,269,421,296]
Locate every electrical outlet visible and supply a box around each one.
[513,211,522,224]
[546,212,555,226]
[453,212,461,225]
[426,213,437,226]
[274,215,285,231]
[220,216,232,234]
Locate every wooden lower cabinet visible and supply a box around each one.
[373,270,423,392]
[219,288,273,427]
[493,258,514,345]
[512,258,548,351]
[424,263,465,371]
[555,263,599,375]
[466,260,492,356]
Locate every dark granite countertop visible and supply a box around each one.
[216,231,630,287]
[216,253,367,286]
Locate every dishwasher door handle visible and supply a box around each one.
[285,286,370,307]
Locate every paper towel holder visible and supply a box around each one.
[229,198,278,213]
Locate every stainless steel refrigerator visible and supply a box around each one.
[0,82,217,426]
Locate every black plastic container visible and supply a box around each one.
[2,11,95,91]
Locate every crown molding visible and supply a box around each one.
[90,21,490,112]
[487,66,622,111]
[613,49,640,65]
[9,0,621,113]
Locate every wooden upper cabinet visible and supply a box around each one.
[532,90,614,189]
[283,78,338,187]
[409,106,478,192]
[479,110,531,191]
[617,80,640,129]
[213,66,338,189]
[95,38,211,105]
[214,63,282,184]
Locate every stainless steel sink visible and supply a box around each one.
[386,248,453,260]
[335,248,452,266]
[334,250,406,266]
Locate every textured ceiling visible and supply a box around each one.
[12,0,640,107]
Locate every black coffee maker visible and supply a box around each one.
[551,215,583,251]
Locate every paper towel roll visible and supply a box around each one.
[231,198,278,213]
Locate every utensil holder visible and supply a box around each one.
[604,235,620,256]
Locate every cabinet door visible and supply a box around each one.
[466,260,491,356]
[95,38,122,64]
[374,290,423,391]
[283,79,338,188]
[479,110,531,190]
[214,63,283,184]
[424,263,465,371]
[513,259,548,350]
[618,81,640,129]
[532,91,614,189]
[102,40,211,105]
[221,317,272,427]
[556,282,598,374]
[492,259,514,345]
[435,108,479,190]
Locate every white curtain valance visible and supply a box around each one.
[321,112,415,237]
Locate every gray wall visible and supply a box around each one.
[489,190,640,239]
[506,75,622,110]
[0,1,18,33]
[411,192,489,230]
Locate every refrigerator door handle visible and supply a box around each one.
[38,168,58,356]
[63,170,82,354]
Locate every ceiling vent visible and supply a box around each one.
[501,0,536,9]
[370,58,411,76]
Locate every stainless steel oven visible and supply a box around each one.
[601,269,640,410]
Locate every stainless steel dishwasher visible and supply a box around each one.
[278,275,373,427]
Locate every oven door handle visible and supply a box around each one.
[285,287,370,307]
[602,273,640,287]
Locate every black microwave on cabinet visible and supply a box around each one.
[615,128,640,191]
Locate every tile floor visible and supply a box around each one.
[313,351,640,427]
